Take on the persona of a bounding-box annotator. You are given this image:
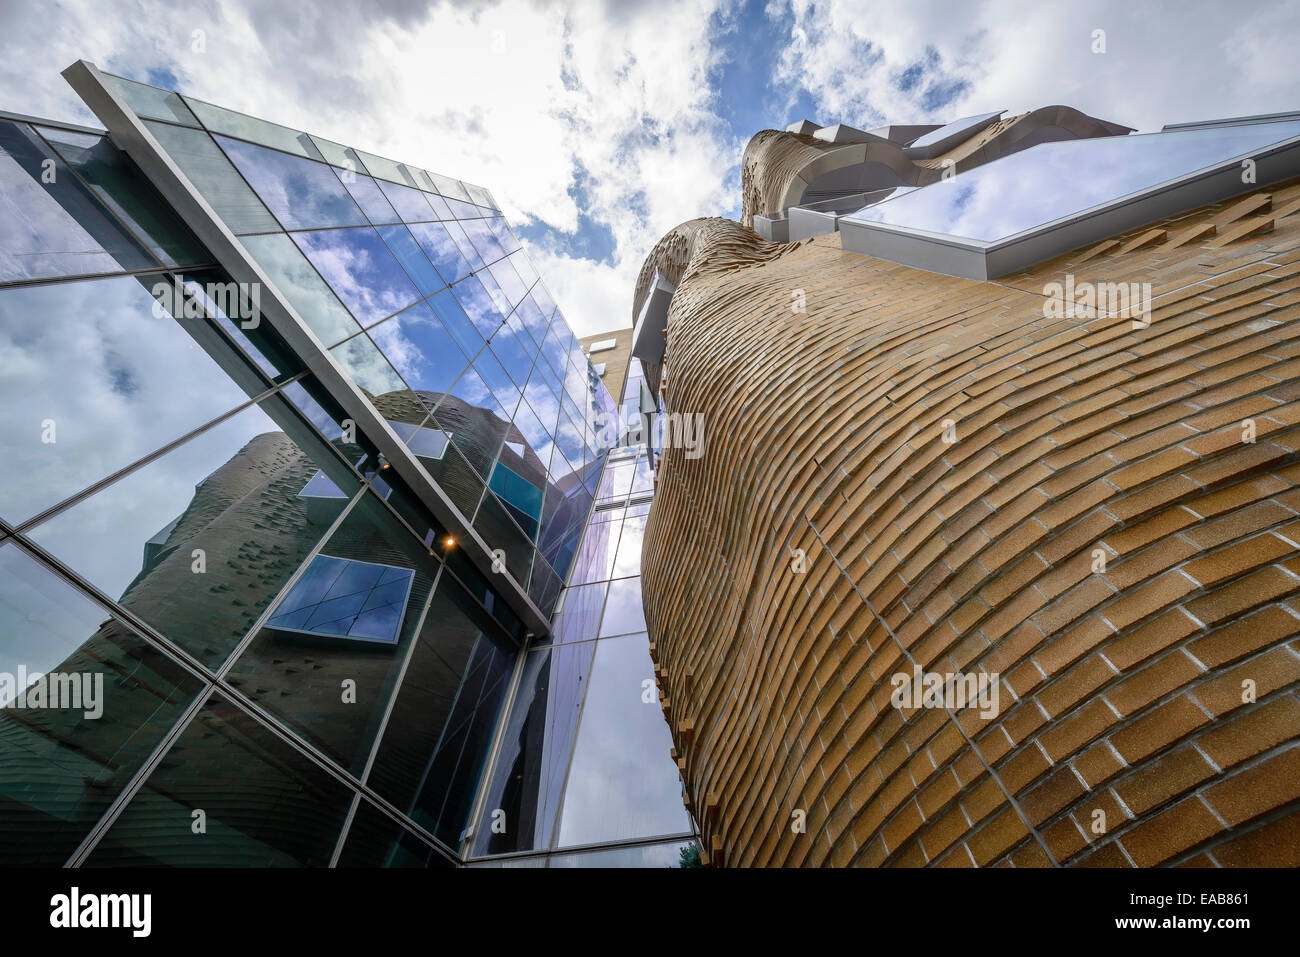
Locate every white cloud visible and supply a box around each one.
[771,0,1300,133]
[0,0,741,338]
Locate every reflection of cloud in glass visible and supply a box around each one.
[0,275,250,524]
[216,135,367,231]
[292,227,421,325]
[851,121,1300,243]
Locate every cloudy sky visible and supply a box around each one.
[4,0,1300,336]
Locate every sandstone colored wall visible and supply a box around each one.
[640,180,1300,867]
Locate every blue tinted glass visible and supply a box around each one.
[850,120,1300,243]
[240,232,360,346]
[376,224,445,296]
[461,217,507,262]
[474,349,521,418]
[216,135,367,230]
[428,287,484,357]
[0,121,154,281]
[423,191,453,220]
[330,332,407,396]
[367,300,468,396]
[515,294,549,347]
[377,178,438,223]
[266,554,413,645]
[452,275,506,340]
[442,219,484,270]
[408,221,472,283]
[487,216,522,254]
[490,324,535,389]
[292,227,421,325]
[524,373,561,435]
[443,195,485,219]
[340,171,400,224]
[475,267,513,318]
[488,257,530,306]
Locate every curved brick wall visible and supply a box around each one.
[640,181,1300,867]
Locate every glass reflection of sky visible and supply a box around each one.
[848,120,1300,244]
[292,227,421,325]
[216,135,367,231]
[907,111,1001,151]
[266,554,414,645]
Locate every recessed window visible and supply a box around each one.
[588,338,617,353]
[593,362,607,376]
[266,554,414,646]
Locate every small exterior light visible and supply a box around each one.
[443,536,456,548]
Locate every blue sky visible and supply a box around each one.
[4,0,1300,336]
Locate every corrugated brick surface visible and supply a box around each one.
[638,176,1300,867]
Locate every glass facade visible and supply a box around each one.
[470,366,699,866]
[0,74,690,867]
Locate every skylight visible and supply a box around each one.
[840,118,1300,279]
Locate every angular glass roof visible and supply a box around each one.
[847,118,1300,245]
[903,110,1003,156]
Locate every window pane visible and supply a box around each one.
[408,221,472,283]
[0,541,204,866]
[23,398,361,669]
[472,639,596,855]
[215,135,367,230]
[292,227,421,326]
[143,120,280,234]
[0,121,155,281]
[42,130,210,267]
[376,177,438,224]
[336,799,455,868]
[223,490,439,773]
[84,692,354,867]
[367,573,518,847]
[184,97,326,162]
[367,300,468,396]
[599,576,645,637]
[103,73,200,127]
[240,232,359,346]
[0,275,254,526]
[376,224,445,296]
[556,633,691,847]
[338,171,399,225]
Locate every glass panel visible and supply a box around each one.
[376,224,445,296]
[184,97,326,162]
[367,573,518,847]
[473,492,534,584]
[330,331,407,396]
[548,838,700,867]
[849,119,1300,243]
[599,576,645,637]
[612,511,645,578]
[407,221,472,284]
[366,300,468,397]
[0,541,203,866]
[452,274,505,340]
[427,286,485,358]
[0,121,155,281]
[84,692,354,867]
[223,490,438,773]
[338,171,400,225]
[23,398,360,668]
[240,232,359,346]
[103,73,200,127]
[336,799,455,868]
[571,515,621,585]
[425,170,471,203]
[472,639,597,855]
[41,129,210,267]
[292,227,421,326]
[907,111,1002,152]
[549,581,607,643]
[143,119,280,234]
[376,178,438,224]
[215,135,367,230]
[555,632,690,847]
[0,275,253,526]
